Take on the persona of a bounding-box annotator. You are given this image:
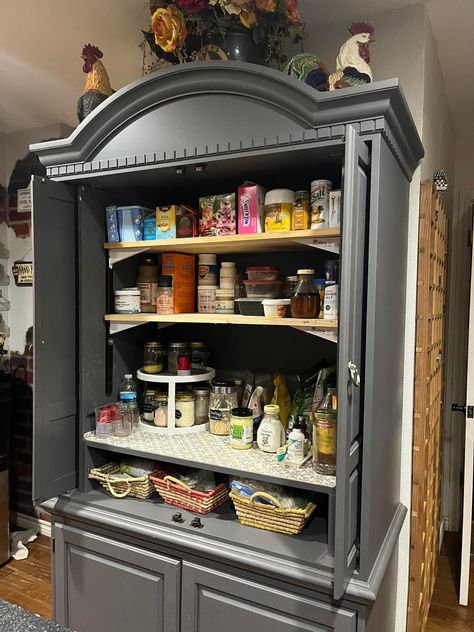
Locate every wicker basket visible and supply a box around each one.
[89,462,157,499]
[229,491,317,535]
[150,474,229,514]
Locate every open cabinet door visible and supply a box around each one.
[334,125,369,600]
[32,176,78,503]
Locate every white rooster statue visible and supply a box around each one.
[285,22,375,91]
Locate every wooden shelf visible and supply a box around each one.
[84,430,336,495]
[105,229,340,264]
[105,313,338,340]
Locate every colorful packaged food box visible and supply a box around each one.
[156,206,177,239]
[199,194,236,237]
[105,206,120,243]
[143,213,157,240]
[161,253,195,313]
[238,182,266,234]
[116,205,148,242]
[176,205,198,238]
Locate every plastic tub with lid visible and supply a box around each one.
[243,280,283,298]
[245,267,279,281]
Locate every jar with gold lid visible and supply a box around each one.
[143,342,163,374]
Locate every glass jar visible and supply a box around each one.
[168,342,188,374]
[175,392,195,428]
[283,276,298,299]
[190,342,207,370]
[156,275,174,315]
[114,403,132,437]
[143,342,163,374]
[154,394,168,427]
[142,390,157,422]
[137,256,158,313]
[128,400,139,432]
[290,269,320,318]
[193,387,210,425]
[230,407,253,450]
[209,380,238,436]
[312,388,337,475]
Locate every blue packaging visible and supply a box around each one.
[116,206,149,242]
[143,214,157,240]
[105,206,120,243]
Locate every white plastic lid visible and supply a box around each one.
[198,254,217,262]
[264,189,295,206]
[197,285,218,291]
[262,299,291,305]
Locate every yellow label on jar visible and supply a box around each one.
[316,418,336,455]
[264,203,293,232]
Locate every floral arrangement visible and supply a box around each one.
[144,0,304,65]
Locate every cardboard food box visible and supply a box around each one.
[105,206,120,243]
[238,182,266,234]
[156,206,177,239]
[161,253,195,313]
[199,194,236,237]
[111,205,149,242]
[176,205,198,238]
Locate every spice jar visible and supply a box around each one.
[312,388,337,475]
[137,256,158,313]
[154,394,168,427]
[292,190,310,230]
[209,380,238,436]
[175,392,195,428]
[168,342,188,374]
[143,342,163,374]
[190,342,207,370]
[193,387,210,425]
[156,275,174,315]
[230,407,254,450]
[142,390,157,422]
[290,269,320,319]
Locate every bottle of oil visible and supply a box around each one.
[290,269,320,319]
[312,388,337,475]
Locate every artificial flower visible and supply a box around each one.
[255,0,276,12]
[240,6,257,27]
[175,0,209,13]
[151,6,188,52]
[286,0,300,23]
[221,0,249,16]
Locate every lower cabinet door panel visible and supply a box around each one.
[54,524,180,632]
[181,562,357,632]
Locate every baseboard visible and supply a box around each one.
[10,512,51,538]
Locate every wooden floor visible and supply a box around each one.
[0,532,472,629]
[426,533,474,631]
[0,534,52,619]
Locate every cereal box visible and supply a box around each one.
[156,206,177,240]
[199,195,218,237]
[238,182,266,234]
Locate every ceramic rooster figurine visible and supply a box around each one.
[285,22,375,91]
[77,44,114,123]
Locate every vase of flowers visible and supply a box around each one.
[144,0,304,67]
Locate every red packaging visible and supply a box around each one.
[176,205,198,238]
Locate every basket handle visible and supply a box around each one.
[163,475,192,492]
[106,477,132,498]
[249,492,283,509]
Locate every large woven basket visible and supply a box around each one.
[150,474,229,515]
[229,491,317,535]
[89,462,157,499]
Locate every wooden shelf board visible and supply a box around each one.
[84,430,336,495]
[104,313,338,329]
[105,229,340,256]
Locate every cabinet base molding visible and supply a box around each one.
[10,511,52,538]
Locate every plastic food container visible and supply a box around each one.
[246,267,279,281]
[262,299,291,318]
[114,288,141,314]
[243,280,283,298]
[236,298,264,316]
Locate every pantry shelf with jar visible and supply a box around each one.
[30,62,423,632]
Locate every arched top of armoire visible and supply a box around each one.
[31,61,423,180]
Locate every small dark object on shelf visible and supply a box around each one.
[190,517,203,529]
[172,512,184,523]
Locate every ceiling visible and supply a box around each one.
[0,0,472,137]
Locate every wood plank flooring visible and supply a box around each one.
[0,531,471,629]
[0,534,52,620]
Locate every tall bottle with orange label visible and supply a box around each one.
[312,388,337,475]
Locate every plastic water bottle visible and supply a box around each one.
[119,374,137,404]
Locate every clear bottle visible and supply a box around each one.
[119,374,137,404]
[290,269,320,319]
[156,274,174,315]
[312,388,337,475]
[137,256,158,313]
[257,404,285,453]
[114,402,132,437]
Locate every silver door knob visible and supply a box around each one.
[348,362,361,387]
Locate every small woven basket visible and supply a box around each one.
[89,462,157,500]
[229,491,317,535]
[150,474,229,515]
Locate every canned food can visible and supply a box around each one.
[311,180,333,230]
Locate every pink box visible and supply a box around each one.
[238,182,266,234]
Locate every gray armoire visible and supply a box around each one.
[31,62,423,632]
